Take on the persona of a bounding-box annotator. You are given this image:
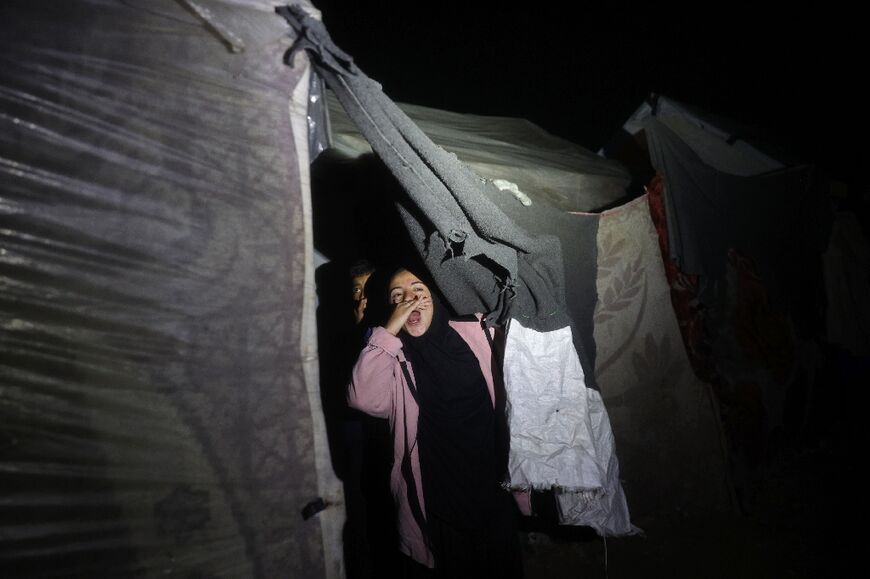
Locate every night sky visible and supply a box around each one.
[312,2,857,184]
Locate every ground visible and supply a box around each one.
[522,438,856,579]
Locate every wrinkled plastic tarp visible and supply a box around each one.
[503,320,634,534]
[1,1,340,578]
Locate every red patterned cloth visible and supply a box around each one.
[646,175,717,385]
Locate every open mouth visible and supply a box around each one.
[407,311,421,324]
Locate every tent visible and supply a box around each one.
[602,93,844,507]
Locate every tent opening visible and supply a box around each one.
[309,149,419,578]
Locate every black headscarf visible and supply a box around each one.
[398,292,501,533]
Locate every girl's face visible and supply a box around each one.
[388,270,433,337]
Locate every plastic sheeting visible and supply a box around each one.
[503,320,600,490]
[502,320,633,535]
[1,1,341,577]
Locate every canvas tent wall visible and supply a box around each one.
[325,93,632,213]
[1,2,343,578]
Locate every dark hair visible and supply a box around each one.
[348,258,376,279]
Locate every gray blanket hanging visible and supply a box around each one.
[278,5,570,334]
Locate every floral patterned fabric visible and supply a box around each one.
[594,196,732,517]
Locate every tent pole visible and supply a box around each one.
[291,56,346,579]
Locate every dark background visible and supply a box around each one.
[312,2,858,185]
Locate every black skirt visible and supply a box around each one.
[426,488,524,579]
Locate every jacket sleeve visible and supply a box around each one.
[347,326,404,419]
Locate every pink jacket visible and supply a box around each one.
[347,320,498,567]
